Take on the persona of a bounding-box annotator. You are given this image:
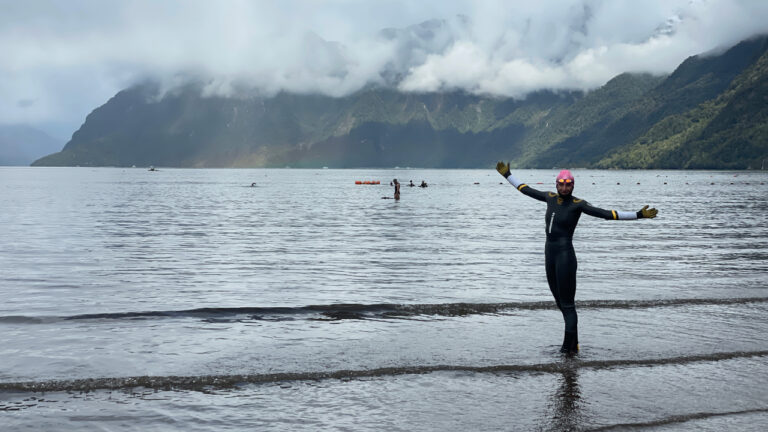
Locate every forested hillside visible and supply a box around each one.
[33,36,768,169]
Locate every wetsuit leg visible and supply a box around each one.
[545,241,579,352]
[556,246,578,334]
[545,246,563,313]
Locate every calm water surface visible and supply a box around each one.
[1,167,767,431]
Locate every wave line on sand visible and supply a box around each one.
[2,297,766,324]
[2,350,766,393]
[586,407,768,431]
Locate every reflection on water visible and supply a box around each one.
[544,362,585,432]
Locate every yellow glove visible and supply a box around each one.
[638,205,658,219]
[496,161,510,178]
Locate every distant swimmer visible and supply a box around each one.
[496,161,658,356]
[409,180,415,187]
[420,180,428,188]
[393,179,401,200]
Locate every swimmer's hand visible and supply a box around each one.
[496,161,510,178]
[637,205,658,219]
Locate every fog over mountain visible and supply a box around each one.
[0,124,62,165]
[2,0,768,139]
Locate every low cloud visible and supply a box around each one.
[1,0,767,137]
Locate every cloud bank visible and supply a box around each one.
[1,0,767,138]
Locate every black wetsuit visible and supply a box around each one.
[508,179,637,353]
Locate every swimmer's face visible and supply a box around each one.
[556,179,574,196]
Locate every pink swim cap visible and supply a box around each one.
[556,169,574,183]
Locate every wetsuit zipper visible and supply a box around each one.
[549,212,555,234]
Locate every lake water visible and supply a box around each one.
[1,167,767,431]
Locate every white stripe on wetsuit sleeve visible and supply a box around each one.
[506,174,523,189]
[616,210,638,220]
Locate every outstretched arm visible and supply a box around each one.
[581,202,658,220]
[496,161,548,202]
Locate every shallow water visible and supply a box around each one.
[1,167,767,430]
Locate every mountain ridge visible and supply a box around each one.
[33,35,768,169]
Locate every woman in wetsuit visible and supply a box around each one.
[496,162,658,355]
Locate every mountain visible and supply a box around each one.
[33,35,768,169]
[596,37,768,169]
[0,125,63,166]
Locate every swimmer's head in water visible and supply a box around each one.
[556,169,574,196]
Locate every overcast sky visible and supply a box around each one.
[2,0,767,140]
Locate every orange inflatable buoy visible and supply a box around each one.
[355,181,362,185]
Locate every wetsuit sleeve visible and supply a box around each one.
[580,201,639,220]
[505,174,548,202]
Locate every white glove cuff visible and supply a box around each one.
[616,210,638,220]
[506,174,523,189]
